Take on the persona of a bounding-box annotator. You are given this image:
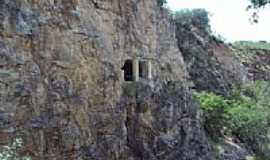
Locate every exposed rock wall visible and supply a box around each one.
[175,16,270,160]
[234,48,270,81]
[0,0,211,159]
[174,15,254,160]
[175,23,248,95]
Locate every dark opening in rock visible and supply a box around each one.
[139,61,148,79]
[122,60,133,81]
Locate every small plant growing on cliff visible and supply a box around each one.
[0,138,31,160]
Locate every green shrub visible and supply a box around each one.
[227,106,269,140]
[194,81,270,142]
[242,80,270,107]
[174,9,211,33]
[195,88,270,158]
[194,91,229,136]
[0,138,31,160]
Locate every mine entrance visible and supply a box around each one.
[122,60,133,81]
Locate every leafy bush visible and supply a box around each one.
[227,106,269,140]
[227,82,270,158]
[194,92,229,135]
[0,138,31,160]
[194,81,270,143]
[244,80,270,107]
[174,9,211,33]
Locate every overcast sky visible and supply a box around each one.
[167,0,270,42]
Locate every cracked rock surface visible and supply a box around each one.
[0,0,212,159]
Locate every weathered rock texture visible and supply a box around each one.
[174,14,270,160]
[175,23,248,95]
[212,139,250,160]
[174,15,259,160]
[0,0,212,160]
[234,48,270,81]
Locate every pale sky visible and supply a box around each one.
[167,0,270,42]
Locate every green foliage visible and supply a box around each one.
[241,80,270,107]
[233,41,270,51]
[194,81,270,143]
[194,92,229,135]
[0,138,31,160]
[174,9,211,33]
[157,0,167,7]
[227,106,269,139]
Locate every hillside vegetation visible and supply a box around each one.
[233,41,270,81]
[195,81,270,159]
[233,41,270,51]
[174,9,270,160]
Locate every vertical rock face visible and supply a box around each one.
[0,0,212,159]
[175,23,248,95]
[234,48,270,81]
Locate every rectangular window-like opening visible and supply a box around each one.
[122,60,133,81]
[139,61,148,79]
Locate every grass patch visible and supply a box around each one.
[233,41,270,51]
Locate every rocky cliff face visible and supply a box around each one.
[174,13,270,160]
[0,0,212,159]
[174,19,251,160]
[175,23,248,95]
[234,48,270,81]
